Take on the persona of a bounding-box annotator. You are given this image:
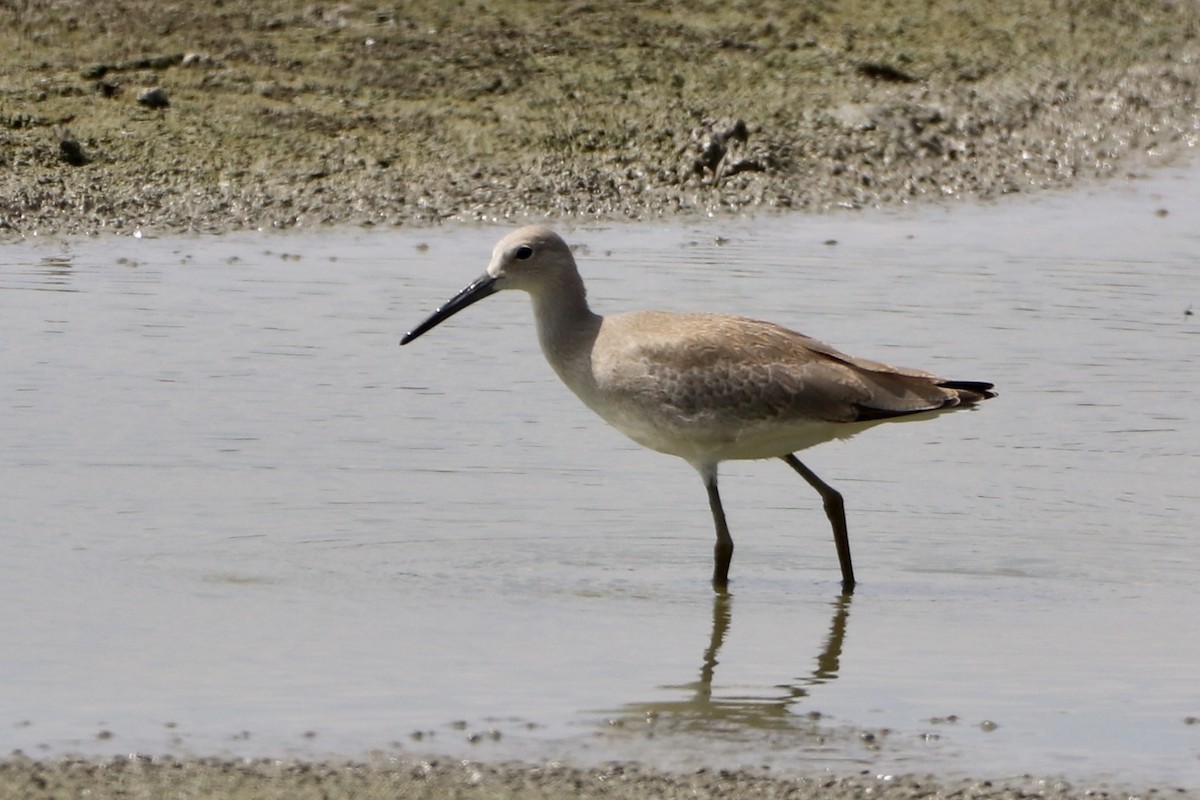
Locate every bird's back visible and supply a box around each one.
[562,311,992,462]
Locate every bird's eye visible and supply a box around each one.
[514,245,534,260]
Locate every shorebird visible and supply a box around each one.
[401,226,995,591]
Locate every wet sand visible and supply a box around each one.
[2,1,1199,237]
[3,753,1192,800]
[3,1,1200,796]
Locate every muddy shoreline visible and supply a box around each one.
[3,753,1194,800]
[3,1,1199,238]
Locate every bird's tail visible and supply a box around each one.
[938,381,997,404]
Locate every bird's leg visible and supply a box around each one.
[703,468,734,591]
[781,454,855,591]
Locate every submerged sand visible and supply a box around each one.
[2,0,1199,796]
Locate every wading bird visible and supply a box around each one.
[402,226,995,591]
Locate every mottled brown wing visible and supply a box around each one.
[600,313,965,424]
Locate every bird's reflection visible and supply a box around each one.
[608,590,852,733]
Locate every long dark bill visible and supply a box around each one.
[400,274,499,345]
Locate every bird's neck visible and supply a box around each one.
[530,276,602,383]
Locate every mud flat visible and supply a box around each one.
[3,754,1195,800]
[2,1,1199,237]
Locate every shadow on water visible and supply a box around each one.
[609,591,853,735]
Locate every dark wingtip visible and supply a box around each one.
[854,380,996,421]
[939,380,997,402]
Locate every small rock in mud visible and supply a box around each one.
[137,87,170,109]
[58,134,89,166]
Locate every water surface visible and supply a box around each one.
[2,166,1198,787]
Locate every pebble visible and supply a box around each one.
[137,86,171,109]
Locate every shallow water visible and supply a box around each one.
[2,165,1199,787]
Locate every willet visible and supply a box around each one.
[401,226,995,591]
